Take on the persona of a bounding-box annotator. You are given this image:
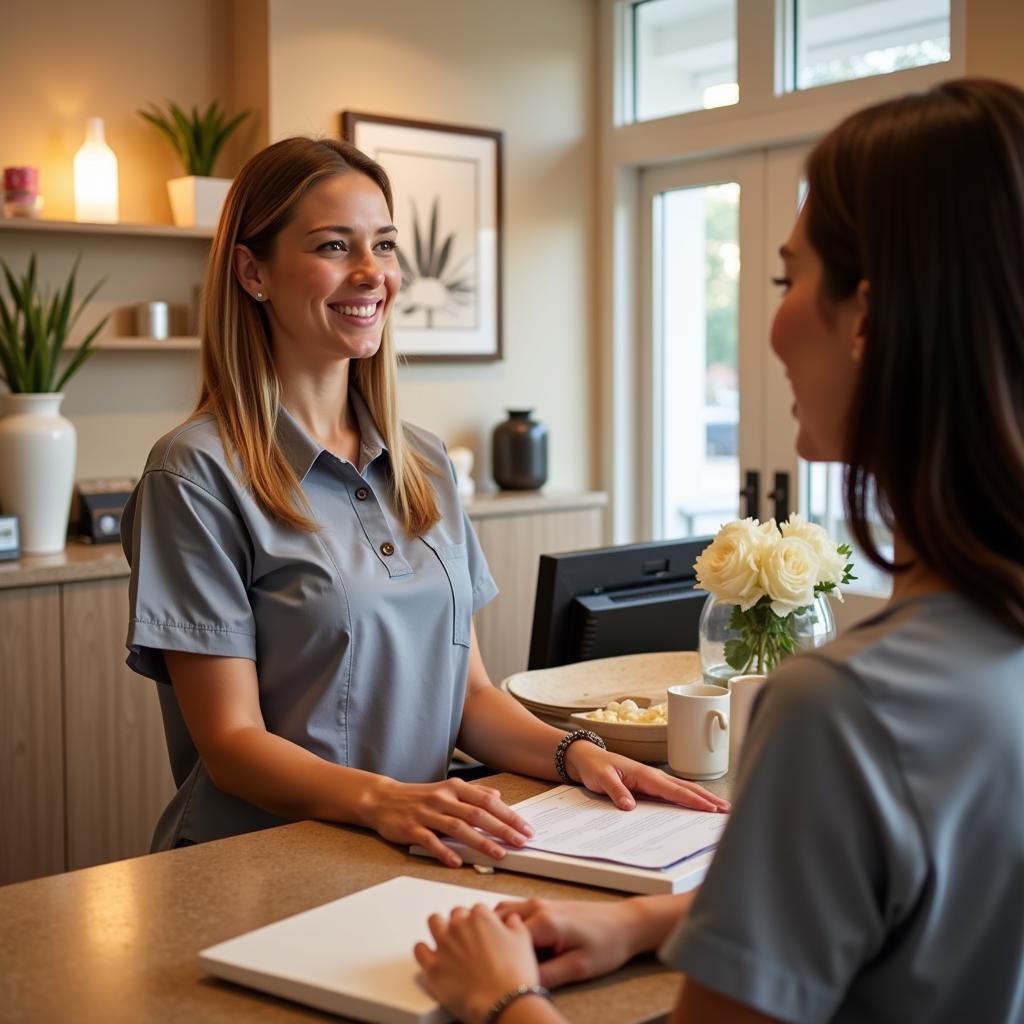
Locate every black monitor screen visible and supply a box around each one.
[527,537,713,670]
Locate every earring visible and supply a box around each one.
[255,291,264,301]
[851,346,863,363]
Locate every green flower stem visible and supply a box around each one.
[723,597,813,675]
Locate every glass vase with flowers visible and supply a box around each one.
[695,515,855,684]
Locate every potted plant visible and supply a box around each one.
[138,100,250,228]
[0,255,107,554]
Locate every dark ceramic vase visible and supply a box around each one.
[492,409,548,490]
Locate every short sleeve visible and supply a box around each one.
[122,468,257,684]
[462,507,498,613]
[659,656,925,1024]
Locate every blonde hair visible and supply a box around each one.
[198,137,440,536]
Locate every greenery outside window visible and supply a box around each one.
[790,0,950,92]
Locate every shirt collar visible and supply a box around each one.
[276,388,389,482]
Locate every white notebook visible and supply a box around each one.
[199,876,504,1024]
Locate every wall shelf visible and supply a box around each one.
[0,217,213,240]
[65,336,200,351]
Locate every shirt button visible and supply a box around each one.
[355,487,369,501]
[380,542,395,557]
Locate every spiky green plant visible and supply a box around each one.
[138,100,250,177]
[0,256,107,393]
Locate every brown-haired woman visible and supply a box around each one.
[121,137,728,860]
[414,78,1024,1024]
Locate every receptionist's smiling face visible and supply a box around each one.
[250,171,401,365]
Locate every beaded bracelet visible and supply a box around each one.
[554,728,607,785]
[485,983,552,1024]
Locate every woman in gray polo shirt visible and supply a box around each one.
[413,79,1024,1024]
[122,137,728,859]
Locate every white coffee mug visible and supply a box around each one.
[667,682,730,780]
[728,674,768,774]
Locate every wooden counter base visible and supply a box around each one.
[0,773,734,1024]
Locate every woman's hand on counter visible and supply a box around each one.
[358,776,534,866]
[494,891,697,989]
[564,743,731,814]
[414,905,554,1024]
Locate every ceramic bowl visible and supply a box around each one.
[569,702,668,764]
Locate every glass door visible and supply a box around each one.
[640,152,766,540]
[642,145,888,628]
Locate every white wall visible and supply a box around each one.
[267,0,598,491]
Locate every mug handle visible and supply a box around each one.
[706,710,729,752]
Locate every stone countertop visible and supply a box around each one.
[0,492,608,589]
[0,772,729,1023]
[0,539,129,590]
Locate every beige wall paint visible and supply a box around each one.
[267,0,597,492]
[2,0,596,490]
[0,0,268,480]
[965,0,1024,88]
[0,0,242,225]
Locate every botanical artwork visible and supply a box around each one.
[380,151,477,330]
[342,112,503,361]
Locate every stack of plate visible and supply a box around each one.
[503,652,703,760]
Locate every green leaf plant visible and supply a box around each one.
[138,100,250,178]
[0,255,108,393]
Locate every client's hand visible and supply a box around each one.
[564,743,731,813]
[414,905,546,1024]
[495,898,641,988]
[361,777,533,867]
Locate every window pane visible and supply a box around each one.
[794,0,950,91]
[801,462,893,595]
[634,0,737,122]
[658,182,740,537]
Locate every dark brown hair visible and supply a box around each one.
[805,78,1024,636]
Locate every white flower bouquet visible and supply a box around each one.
[694,515,855,675]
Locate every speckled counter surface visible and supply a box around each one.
[0,540,128,589]
[0,773,731,1024]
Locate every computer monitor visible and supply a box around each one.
[527,537,713,670]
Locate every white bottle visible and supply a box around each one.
[74,117,119,223]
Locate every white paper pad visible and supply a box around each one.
[411,785,729,894]
[515,786,728,870]
[199,876,504,1024]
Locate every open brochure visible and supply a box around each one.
[513,786,727,870]
[411,785,729,895]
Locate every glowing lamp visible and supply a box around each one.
[73,118,118,223]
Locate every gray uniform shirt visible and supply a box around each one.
[661,593,1024,1024]
[121,390,498,850]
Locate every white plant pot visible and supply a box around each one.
[0,393,77,555]
[167,175,231,228]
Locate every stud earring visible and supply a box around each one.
[255,291,264,301]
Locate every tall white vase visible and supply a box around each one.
[0,393,77,554]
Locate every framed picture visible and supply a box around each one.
[342,111,503,362]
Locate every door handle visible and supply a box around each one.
[739,470,760,520]
[768,471,790,523]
